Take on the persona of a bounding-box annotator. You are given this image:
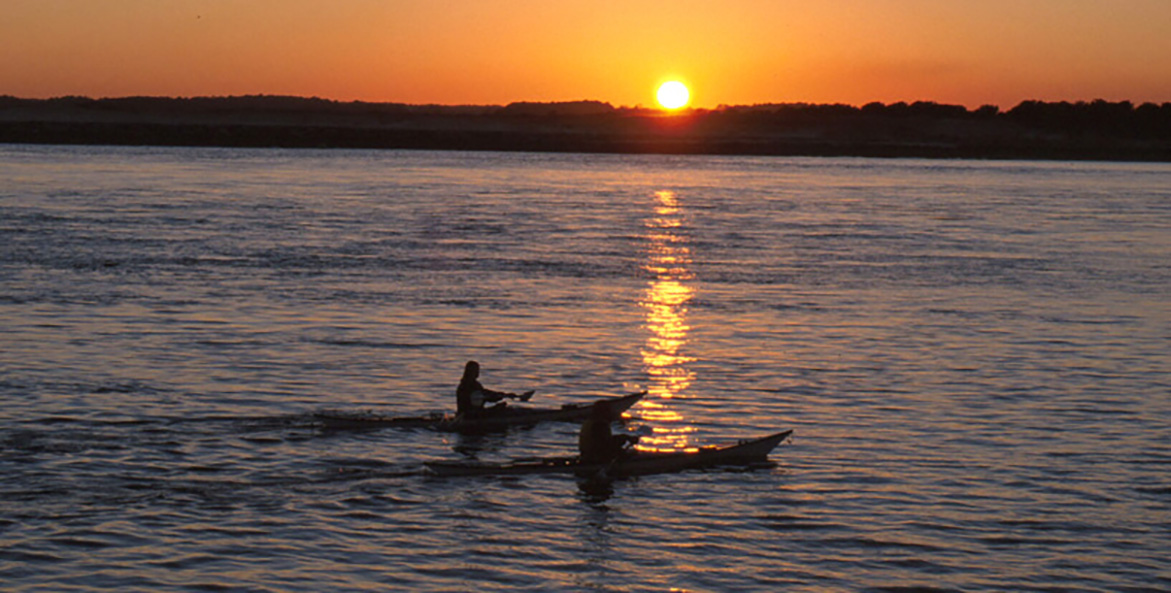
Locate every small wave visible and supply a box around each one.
[0,549,64,564]
[866,587,964,593]
[308,337,444,349]
[47,536,118,551]
[759,513,836,531]
[822,535,945,553]
[91,380,157,395]
[979,535,1080,546]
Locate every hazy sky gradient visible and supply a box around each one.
[4,0,1169,108]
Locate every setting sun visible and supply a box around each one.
[656,81,691,110]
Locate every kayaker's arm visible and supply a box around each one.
[481,388,535,403]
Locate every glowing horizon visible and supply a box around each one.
[3,1,1169,109]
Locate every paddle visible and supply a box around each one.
[585,431,642,482]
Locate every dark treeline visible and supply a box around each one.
[0,94,500,117]
[2,95,1169,160]
[4,94,1170,131]
[713,99,1171,138]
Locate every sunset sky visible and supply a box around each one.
[4,0,1170,109]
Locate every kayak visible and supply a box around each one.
[315,391,645,432]
[424,429,792,478]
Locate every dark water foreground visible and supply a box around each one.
[1,146,1168,591]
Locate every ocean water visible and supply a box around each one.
[1,144,1168,592]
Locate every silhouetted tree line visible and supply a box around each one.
[714,99,1171,137]
[2,95,1168,159]
[3,95,1168,136]
[499,101,615,116]
[1005,100,1171,137]
[0,94,499,117]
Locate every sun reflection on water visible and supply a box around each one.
[637,190,697,452]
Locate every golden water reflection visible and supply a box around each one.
[637,190,698,452]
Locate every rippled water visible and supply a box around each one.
[1,145,1168,592]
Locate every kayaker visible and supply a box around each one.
[455,361,534,419]
[579,400,639,464]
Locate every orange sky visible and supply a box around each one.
[3,0,1170,108]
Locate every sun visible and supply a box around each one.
[656,81,691,110]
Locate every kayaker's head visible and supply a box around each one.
[463,360,480,380]
[591,400,614,421]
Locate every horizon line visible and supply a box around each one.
[5,93,1169,112]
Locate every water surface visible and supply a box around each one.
[1,145,1168,591]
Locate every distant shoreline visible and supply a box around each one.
[3,96,1169,162]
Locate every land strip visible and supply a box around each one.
[3,96,1169,161]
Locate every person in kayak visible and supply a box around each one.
[455,360,534,419]
[579,400,639,464]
